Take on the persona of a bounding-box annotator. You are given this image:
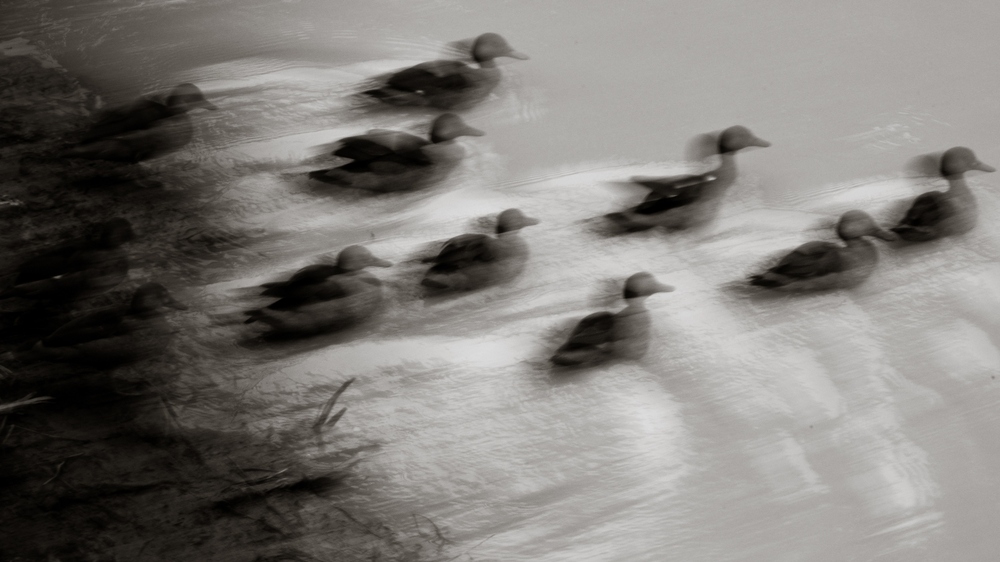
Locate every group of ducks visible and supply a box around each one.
[4,32,995,369]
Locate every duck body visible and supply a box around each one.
[421,209,538,292]
[551,273,674,366]
[308,114,484,192]
[606,126,770,232]
[1,219,134,302]
[891,146,995,241]
[363,33,528,110]
[35,283,186,366]
[62,84,216,163]
[749,210,897,291]
[245,271,386,336]
[258,245,392,298]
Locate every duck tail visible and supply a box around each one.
[420,277,449,290]
[550,345,601,367]
[604,212,653,232]
[244,309,263,324]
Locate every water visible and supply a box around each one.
[4,1,1000,560]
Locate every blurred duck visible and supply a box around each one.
[34,283,186,365]
[244,249,392,336]
[606,126,770,231]
[421,209,538,291]
[308,114,484,191]
[551,273,674,366]
[363,33,529,110]
[62,84,216,163]
[1,218,134,302]
[78,83,217,142]
[749,210,896,290]
[258,245,391,298]
[891,146,995,241]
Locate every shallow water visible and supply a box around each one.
[4,1,1000,560]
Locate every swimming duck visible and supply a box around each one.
[308,114,484,191]
[244,254,390,336]
[35,283,187,365]
[258,245,392,298]
[891,146,995,241]
[78,83,217,143]
[363,33,529,110]
[1,218,134,302]
[749,210,897,290]
[61,84,216,163]
[551,273,674,366]
[421,209,539,291]
[605,126,770,232]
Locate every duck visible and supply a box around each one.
[749,210,897,290]
[77,83,217,143]
[605,126,770,232]
[363,33,529,110]
[61,84,217,163]
[258,245,392,298]
[1,218,135,302]
[244,253,391,337]
[308,114,484,191]
[891,146,995,241]
[34,283,187,365]
[421,209,539,292]
[550,273,674,366]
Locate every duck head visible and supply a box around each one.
[496,209,540,234]
[623,272,675,300]
[166,83,218,112]
[718,125,771,154]
[337,245,392,271]
[472,33,530,63]
[99,218,136,248]
[836,210,897,241]
[430,114,486,143]
[130,283,187,315]
[940,146,995,178]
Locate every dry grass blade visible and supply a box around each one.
[313,377,355,429]
[0,394,52,414]
[325,407,346,428]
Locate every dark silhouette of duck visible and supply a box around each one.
[891,146,995,241]
[551,273,675,366]
[606,126,770,231]
[749,210,896,290]
[258,245,392,298]
[1,218,135,302]
[308,114,484,191]
[245,247,392,337]
[34,283,187,365]
[363,33,529,110]
[421,209,539,292]
[61,84,217,163]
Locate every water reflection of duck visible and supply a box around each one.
[244,254,390,337]
[308,114,484,192]
[363,33,529,110]
[606,126,770,232]
[61,84,216,163]
[78,83,217,143]
[551,273,675,367]
[258,246,392,298]
[1,218,134,302]
[749,210,897,291]
[421,209,539,292]
[891,146,995,241]
[35,283,187,365]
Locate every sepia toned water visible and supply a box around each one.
[4,1,1000,560]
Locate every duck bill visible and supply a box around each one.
[523,216,540,226]
[654,282,676,293]
[973,161,996,173]
[505,50,530,60]
[460,125,486,137]
[372,258,393,267]
[749,136,771,148]
[166,297,189,310]
[872,229,898,241]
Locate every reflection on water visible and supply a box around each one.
[3,0,1000,560]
